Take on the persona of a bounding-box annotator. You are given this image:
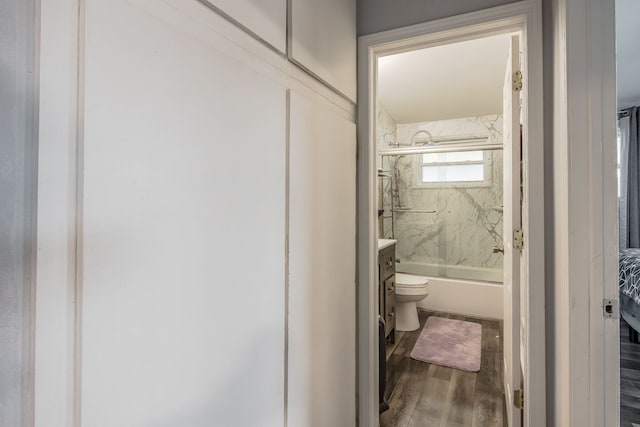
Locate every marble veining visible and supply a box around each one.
[396,115,503,146]
[377,112,504,279]
[377,102,398,234]
[376,101,397,151]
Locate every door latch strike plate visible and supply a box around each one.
[603,299,619,319]
[514,389,524,409]
[513,229,524,250]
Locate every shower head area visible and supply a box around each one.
[376,111,505,284]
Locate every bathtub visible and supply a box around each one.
[396,261,504,320]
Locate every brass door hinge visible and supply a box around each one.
[513,71,523,91]
[514,389,524,409]
[513,229,524,250]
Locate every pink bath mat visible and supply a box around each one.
[410,316,482,372]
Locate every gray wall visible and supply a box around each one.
[0,1,38,425]
[356,0,520,36]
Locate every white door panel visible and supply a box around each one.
[289,0,357,101]
[288,90,357,426]
[503,35,522,427]
[82,1,286,425]
[203,0,286,53]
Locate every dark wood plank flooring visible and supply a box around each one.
[621,319,640,427]
[381,310,506,427]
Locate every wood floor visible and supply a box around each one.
[381,310,506,427]
[621,319,640,427]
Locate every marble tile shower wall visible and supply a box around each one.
[377,102,397,236]
[376,101,397,163]
[378,113,504,277]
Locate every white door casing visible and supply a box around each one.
[287,90,357,427]
[503,34,522,427]
[357,2,545,426]
[550,0,618,425]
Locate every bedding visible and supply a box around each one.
[620,249,640,305]
[620,249,640,336]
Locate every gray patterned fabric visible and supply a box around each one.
[620,249,640,305]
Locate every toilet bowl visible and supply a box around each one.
[395,273,430,331]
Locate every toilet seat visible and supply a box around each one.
[396,273,429,286]
[395,273,429,292]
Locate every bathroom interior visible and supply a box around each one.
[375,33,514,425]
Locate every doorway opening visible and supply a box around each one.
[357,3,544,426]
[376,32,517,426]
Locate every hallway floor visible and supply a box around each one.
[621,320,640,427]
[380,310,506,427]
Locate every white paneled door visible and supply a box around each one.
[288,90,357,426]
[502,35,522,427]
[36,0,360,426]
[81,1,287,425]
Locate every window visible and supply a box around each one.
[617,127,621,198]
[418,150,489,186]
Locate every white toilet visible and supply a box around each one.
[395,273,430,331]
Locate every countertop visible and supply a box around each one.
[378,239,397,251]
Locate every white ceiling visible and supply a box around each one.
[377,34,512,124]
[617,0,640,108]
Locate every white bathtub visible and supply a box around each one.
[396,261,504,320]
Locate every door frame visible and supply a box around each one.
[356,1,545,425]
[549,0,618,425]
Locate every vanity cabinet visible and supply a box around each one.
[378,244,396,340]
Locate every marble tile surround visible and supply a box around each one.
[377,103,398,235]
[376,101,397,167]
[377,112,504,277]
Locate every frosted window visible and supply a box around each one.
[419,150,487,184]
[422,164,485,182]
[422,151,484,163]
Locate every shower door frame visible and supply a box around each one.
[356,1,545,425]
